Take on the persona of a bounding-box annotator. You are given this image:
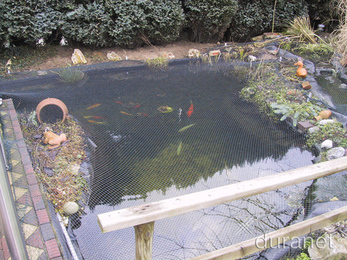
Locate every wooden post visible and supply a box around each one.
[134,221,155,260]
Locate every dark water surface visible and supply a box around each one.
[0,62,314,259]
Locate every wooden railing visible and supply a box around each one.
[97,157,347,259]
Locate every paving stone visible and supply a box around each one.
[40,223,55,241]
[29,184,42,197]
[22,223,37,240]
[16,192,33,207]
[45,239,61,259]
[0,99,62,259]
[32,196,45,211]
[26,173,38,186]
[26,245,44,260]
[22,208,39,226]
[37,209,50,225]
[26,229,44,249]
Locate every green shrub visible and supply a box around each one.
[61,2,113,47]
[229,0,308,42]
[105,0,184,48]
[184,0,238,42]
[1,0,60,45]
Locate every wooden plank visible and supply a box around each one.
[98,157,347,233]
[190,205,347,260]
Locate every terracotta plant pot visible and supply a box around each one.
[36,98,69,123]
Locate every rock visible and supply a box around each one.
[37,70,48,76]
[321,140,333,149]
[63,201,79,215]
[163,52,175,60]
[339,83,347,90]
[188,49,200,58]
[251,35,263,41]
[308,126,320,134]
[327,147,346,160]
[302,81,312,90]
[107,51,122,61]
[209,50,221,57]
[319,119,335,125]
[44,167,54,177]
[308,235,347,260]
[325,76,336,84]
[71,49,87,65]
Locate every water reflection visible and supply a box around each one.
[74,149,313,260]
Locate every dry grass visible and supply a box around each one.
[333,0,347,64]
[285,16,317,44]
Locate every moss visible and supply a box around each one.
[20,114,88,216]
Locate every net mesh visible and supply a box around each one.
[1,60,346,260]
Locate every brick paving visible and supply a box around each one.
[0,99,63,259]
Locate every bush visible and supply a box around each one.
[229,0,308,42]
[1,0,60,46]
[183,0,238,42]
[105,0,184,48]
[61,2,113,47]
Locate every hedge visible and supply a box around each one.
[183,0,239,42]
[0,0,335,48]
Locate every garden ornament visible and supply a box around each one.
[43,130,67,150]
[294,60,307,78]
[315,110,332,121]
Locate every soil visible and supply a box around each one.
[27,41,217,72]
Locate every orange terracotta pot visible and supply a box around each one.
[315,110,332,121]
[36,98,69,123]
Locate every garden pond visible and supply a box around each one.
[1,58,346,259]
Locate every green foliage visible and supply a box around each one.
[306,120,347,148]
[105,0,184,48]
[229,0,307,42]
[27,111,38,127]
[1,0,60,45]
[53,66,86,83]
[287,252,311,260]
[61,2,112,47]
[271,102,322,126]
[145,56,169,70]
[0,0,184,48]
[184,0,238,42]
[294,43,334,62]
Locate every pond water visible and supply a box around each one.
[315,75,347,115]
[0,61,314,259]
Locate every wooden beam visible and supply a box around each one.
[98,157,347,233]
[135,222,155,260]
[190,205,347,260]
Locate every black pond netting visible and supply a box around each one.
[1,59,340,260]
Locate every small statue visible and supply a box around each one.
[43,130,67,149]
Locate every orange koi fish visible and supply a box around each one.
[87,120,97,123]
[115,101,123,105]
[136,113,149,117]
[133,104,141,109]
[120,111,132,115]
[93,116,104,119]
[187,101,194,117]
[83,116,93,119]
[86,103,101,110]
[95,121,107,125]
